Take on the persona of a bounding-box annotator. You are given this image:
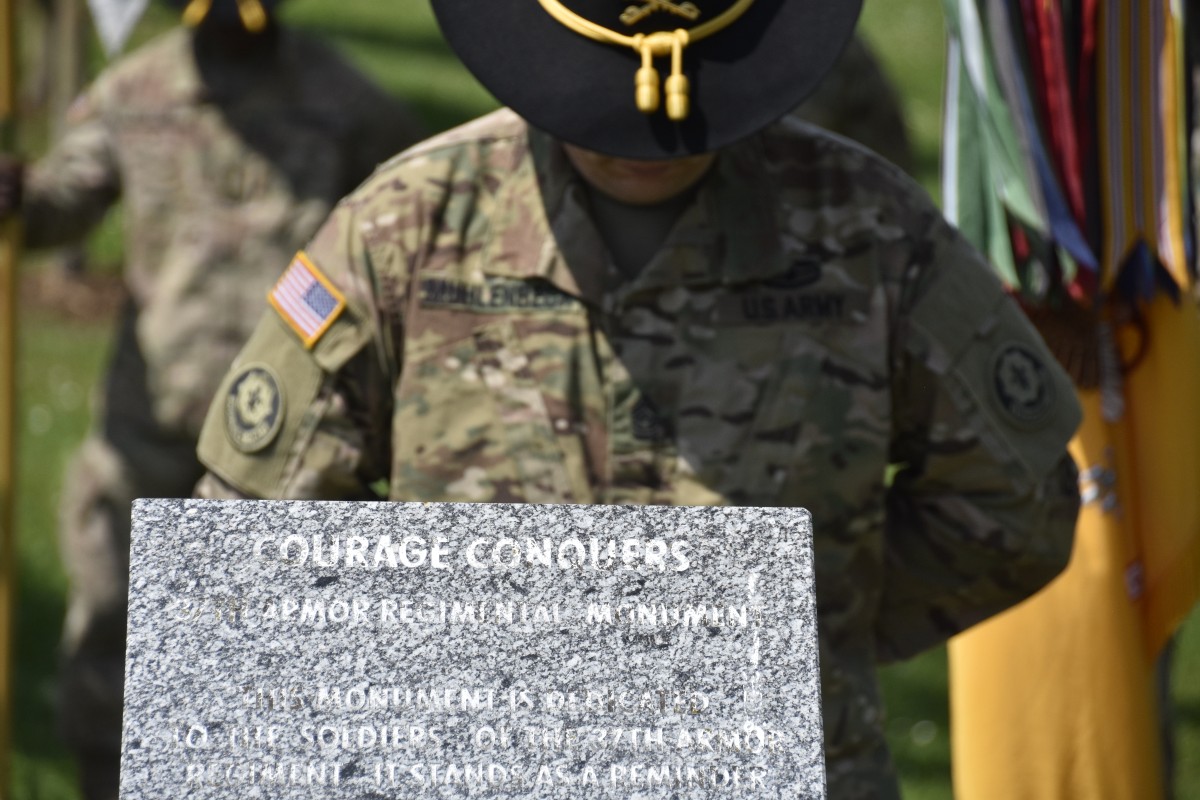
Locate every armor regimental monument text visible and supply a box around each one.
[120,500,824,798]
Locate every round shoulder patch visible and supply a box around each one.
[990,342,1056,428]
[224,363,286,453]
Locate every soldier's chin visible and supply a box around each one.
[577,159,715,206]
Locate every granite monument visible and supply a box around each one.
[119,499,824,798]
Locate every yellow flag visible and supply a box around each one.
[950,293,1200,799]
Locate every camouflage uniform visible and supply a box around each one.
[196,109,1081,798]
[792,34,914,174]
[21,24,424,794]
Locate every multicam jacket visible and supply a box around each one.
[23,26,424,447]
[197,109,1081,797]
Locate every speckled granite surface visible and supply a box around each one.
[120,500,823,798]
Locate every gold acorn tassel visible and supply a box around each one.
[664,30,689,120]
[235,0,267,32]
[181,0,267,32]
[181,0,212,27]
[635,36,661,113]
[633,30,691,119]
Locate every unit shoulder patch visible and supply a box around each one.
[268,252,347,348]
[989,342,1056,428]
[224,363,286,453]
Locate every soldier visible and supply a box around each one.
[194,0,1082,796]
[0,0,425,797]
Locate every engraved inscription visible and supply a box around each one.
[248,534,693,572]
[164,593,765,631]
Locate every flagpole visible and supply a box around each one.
[0,0,19,787]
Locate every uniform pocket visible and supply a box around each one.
[393,320,573,503]
[666,293,890,509]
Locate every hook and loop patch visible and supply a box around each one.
[990,342,1056,428]
[224,363,286,453]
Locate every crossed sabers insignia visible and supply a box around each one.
[621,0,701,26]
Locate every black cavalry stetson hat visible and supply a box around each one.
[431,0,863,159]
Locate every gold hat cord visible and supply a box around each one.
[182,0,268,32]
[535,0,755,120]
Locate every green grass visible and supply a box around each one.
[7,1,1200,799]
[860,0,948,196]
[283,0,498,134]
[11,305,112,800]
[1176,615,1200,798]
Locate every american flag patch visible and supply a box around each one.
[268,252,347,348]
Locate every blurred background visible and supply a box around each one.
[4,0,1198,797]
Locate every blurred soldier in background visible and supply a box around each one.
[794,33,914,174]
[0,0,425,796]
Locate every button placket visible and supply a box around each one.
[600,296,680,504]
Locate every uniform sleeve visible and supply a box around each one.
[875,215,1082,662]
[22,86,121,248]
[195,195,397,500]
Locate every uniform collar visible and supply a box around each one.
[480,123,788,303]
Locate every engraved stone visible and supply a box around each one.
[120,499,824,798]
